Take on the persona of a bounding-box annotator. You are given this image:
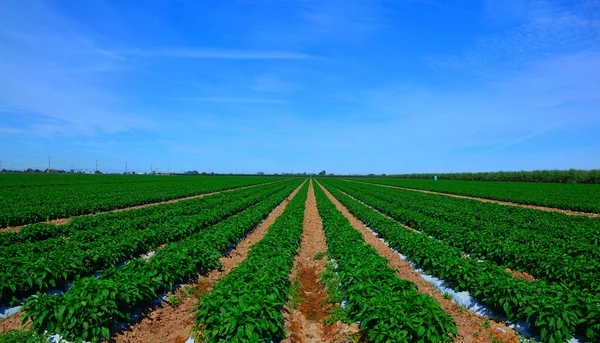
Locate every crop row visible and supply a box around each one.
[0,174,281,227]
[352,178,600,214]
[314,182,457,342]
[331,179,600,292]
[194,182,309,342]
[0,187,259,249]
[0,180,286,249]
[0,180,296,305]
[22,180,304,343]
[319,179,600,342]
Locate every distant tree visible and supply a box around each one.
[257,172,265,175]
[318,170,327,176]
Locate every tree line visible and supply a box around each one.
[382,169,600,184]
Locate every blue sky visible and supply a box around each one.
[0,0,599,174]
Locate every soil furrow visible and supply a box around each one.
[346,180,600,218]
[1,180,286,233]
[0,315,27,334]
[108,181,305,343]
[336,188,536,282]
[283,180,359,343]
[317,181,520,343]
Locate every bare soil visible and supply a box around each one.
[0,180,285,234]
[317,181,520,343]
[506,268,536,282]
[0,314,29,334]
[109,181,305,343]
[347,180,600,218]
[283,180,359,343]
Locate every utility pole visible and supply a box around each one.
[0,160,2,171]
[48,156,51,171]
[125,162,128,174]
[168,164,170,173]
[151,164,153,173]
[96,160,98,172]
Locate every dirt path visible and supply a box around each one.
[109,181,305,343]
[336,188,536,282]
[283,180,359,343]
[1,180,286,234]
[317,181,520,343]
[346,180,600,218]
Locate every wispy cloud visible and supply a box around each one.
[164,97,290,104]
[299,0,383,39]
[134,48,316,60]
[0,126,22,135]
[425,0,600,72]
[485,130,547,154]
[251,70,303,93]
[407,0,468,14]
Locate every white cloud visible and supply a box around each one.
[358,51,600,154]
[133,48,316,60]
[426,0,600,73]
[0,126,22,135]
[164,97,290,104]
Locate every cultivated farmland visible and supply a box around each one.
[0,174,599,343]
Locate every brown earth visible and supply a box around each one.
[317,181,520,343]
[0,314,29,333]
[283,180,359,343]
[346,180,600,218]
[109,181,305,343]
[506,268,536,282]
[336,189,538,283]
[0,180,286,234]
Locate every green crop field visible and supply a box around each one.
[351,178,600,214]
[1,174,599,343]
[0,174,281,227]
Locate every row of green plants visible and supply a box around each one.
[0,174,281,227]
[193,182,309,342]
[313,182,458,343]
[0,189,250,249]
[352,178,600,213]
[0,329,49,343]
[319,179,600,343]
[0,180,287,249]
[333,180,600,292]
[20,180,304,343]
[0,181,296,305]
